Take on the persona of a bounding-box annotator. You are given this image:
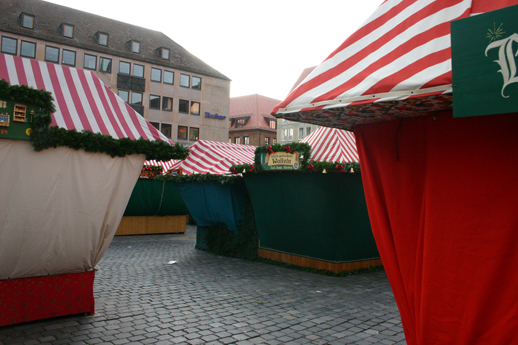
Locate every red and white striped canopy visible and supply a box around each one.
[0,53,171,143]
[272,0,517,130]
[301,127,359,163]
[170,140,256,175]
[144,160,179,174]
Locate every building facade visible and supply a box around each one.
[229,94,278,147]
[0,0,231,146]
[277,67,319,143]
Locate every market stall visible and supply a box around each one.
[0,53,187,326]
[272,1,518,344]
[237,133,379,273]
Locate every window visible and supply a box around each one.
[228,137,232,144]
[128,40,140,53]
[150,122,160,130]
[131,92,143,105]
[306,127,311,136]
[164,71,174,84]
[62,50,76,66]
[119,61,130,75]
[265,137,270,145]
[21,13,35,29]
[244,136,250,145]
[190,102,200,115]
[159,47,170,60]
[192,76,201,90]
[273,138,277,144]
[96,32,108,46]
[45,46,59,63]
[133,64,144,78]
[236,118,247,128]
[177,126,188,140]
[1,37,17,55]
[149,95,160,109]
[83,54,96,70]
[20,41,36,58]
[99,57,112,73]
[299,127,304,139]
[118,90,129,102]
[179,99,189,113]
[162,97,172,111]
[62,23,74,38]
[189,127,199,141]
[269,119,277,129]
[180,74,190,87]
[288,128,293,141]
[161,124,172,138]
[151,68,161,82]
[234,137,240,144]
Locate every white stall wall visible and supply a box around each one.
[0,140,145,280]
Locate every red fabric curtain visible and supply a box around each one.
[354,111,518,345]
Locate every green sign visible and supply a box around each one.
[259,151,302,171]
[451,4,518,118]
[0,99,35,140]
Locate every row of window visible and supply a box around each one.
[280,126,312,141]
[1,37,202,90]
[17,12,170,59]
[148,122,198,141]
[229,137,277,145]
[117,90,200,115]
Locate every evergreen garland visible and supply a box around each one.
[155,172,242,184]
[1,79,189,160]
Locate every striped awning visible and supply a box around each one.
[144,160,179,174]
[272,0,517,130]
[169,140,256,175]
[0,53,171,143]
[301,127,359,163]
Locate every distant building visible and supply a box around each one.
[228,94,279,146]
[0,0,231,146]
[277,67,319,143]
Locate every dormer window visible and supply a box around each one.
[61,23,74,38]
[95,32,109,46]
[20,13,35,29]
[128,40,141,53]
[157,47,170,60]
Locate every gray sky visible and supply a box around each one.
[45,0,383,101]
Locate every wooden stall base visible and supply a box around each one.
[115,215,187,235]
[258,248,383,274]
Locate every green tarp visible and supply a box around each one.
[174,180,247,232]
[243,172,379,262]
[123,179,189,216]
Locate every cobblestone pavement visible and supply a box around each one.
[0,225,406,345]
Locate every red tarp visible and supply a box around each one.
[354,112,518,345]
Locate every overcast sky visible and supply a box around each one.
[45,0,383,101]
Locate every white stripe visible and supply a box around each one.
[22,58,37,88]
[99,84,129,139]
[38,60,66,128]
[4,54,19,85]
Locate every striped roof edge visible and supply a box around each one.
[301,127,359,163]
[169,140,256,175]
[272,0,518,130]
[0,53,171,143]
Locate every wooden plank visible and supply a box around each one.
[115,215,187,236]
[258,248,382,274]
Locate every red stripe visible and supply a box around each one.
[123,102,148,140]
[62,66,92,132]
[92,77,125,139]
[47,63,76,130]
[30,59,46,91]
[13,56,28,86]
[0,54,8,81]
[105,88,136,139]
[75,69,109,135]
